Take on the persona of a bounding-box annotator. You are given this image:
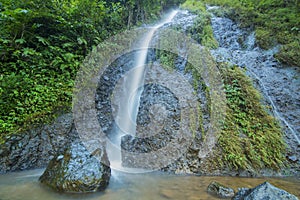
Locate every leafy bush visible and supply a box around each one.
[181,0,206,13]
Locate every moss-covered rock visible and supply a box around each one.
[217,64,286,171]
[39,139,111,193]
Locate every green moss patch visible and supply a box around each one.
[181,0,207,13]
[217,63,286,171]
[275,41,300,67]
[181,0,218,49]
[255,28,276,50]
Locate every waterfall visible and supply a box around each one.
[107,10,179,172]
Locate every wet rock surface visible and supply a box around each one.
[0,113,74,173]
[121,83,181,168]
[232,182,299,200]
[208,6,300,175]
[207,181,235,198]
[95,10,212,173]
[95,51,135,138]
[39,139,111,193]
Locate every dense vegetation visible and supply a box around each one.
[0,0,183,142]
[201,0,300,67]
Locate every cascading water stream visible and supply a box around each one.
[107,10,179,172]
[117,10,179,140]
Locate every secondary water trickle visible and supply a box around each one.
[107,10,179,172]
[207,6,300,145]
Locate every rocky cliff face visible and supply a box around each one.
[0,113,74,174]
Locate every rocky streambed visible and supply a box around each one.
[0,168,299,199]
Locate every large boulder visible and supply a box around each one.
[233,181,299,200]
[207,181,235,198]
[39,141,111,193]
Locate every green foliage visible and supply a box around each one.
[255,28,276,49]
[201,0,300,67]
[181,0,206,13]
[275,40,300,67]
[217,64,286,171]
[0,73,72,137]
[156,50,177,72]
[182,0,218,49]
[0,0,183,142]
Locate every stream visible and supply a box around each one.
[0,168,299,200]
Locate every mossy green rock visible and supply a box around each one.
[39,141,111,193]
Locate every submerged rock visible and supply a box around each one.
[207,181,235,198]
[39,141,111,193]
[233,182,299,200]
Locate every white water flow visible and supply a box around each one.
[107,10,179,172]
[247,69,300,144]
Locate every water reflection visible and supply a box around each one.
[0,169,299,200]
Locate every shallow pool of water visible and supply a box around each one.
[0,169,299,200]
